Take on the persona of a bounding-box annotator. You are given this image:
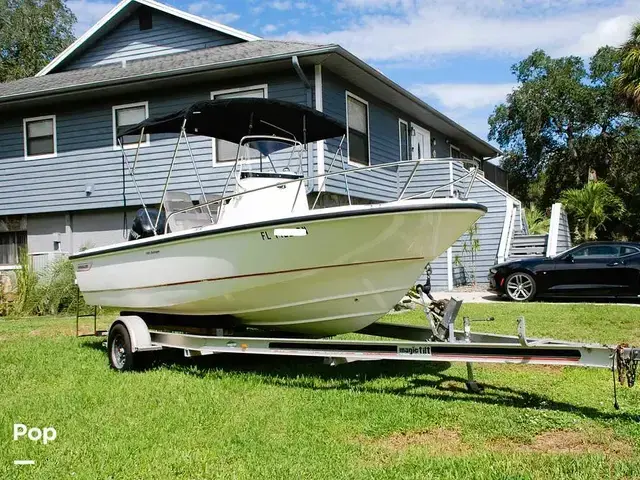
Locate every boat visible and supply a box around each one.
[70,98,486,336]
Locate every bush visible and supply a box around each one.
[7,251,85,317]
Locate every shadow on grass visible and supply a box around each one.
[83,339,639,423]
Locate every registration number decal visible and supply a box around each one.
[261,227,308,240]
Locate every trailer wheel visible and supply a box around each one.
[108,323,135,371]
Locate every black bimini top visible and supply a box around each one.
[116,98,346,144]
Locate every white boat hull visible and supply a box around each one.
[72,199,485,335]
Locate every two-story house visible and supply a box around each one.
[0,0,525,290]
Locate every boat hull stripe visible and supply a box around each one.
[82,256,424,293]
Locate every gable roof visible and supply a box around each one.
[37,0,260,76]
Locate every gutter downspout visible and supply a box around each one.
[292,56,314,192]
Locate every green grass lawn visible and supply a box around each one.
[1,303,640,479]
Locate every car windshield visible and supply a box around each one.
[551,246,578,258]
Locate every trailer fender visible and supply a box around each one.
[110,316,159,352]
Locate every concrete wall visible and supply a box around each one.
[26,209,136,255]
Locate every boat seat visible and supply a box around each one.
[197,194,222,223]
[164,191,212,232]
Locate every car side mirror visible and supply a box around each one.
[564,254,574,263]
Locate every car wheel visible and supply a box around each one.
[505,272,536,302]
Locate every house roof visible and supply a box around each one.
[0,40,321,99]
[37,0,261,76]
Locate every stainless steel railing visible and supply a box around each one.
[163,157,480,234]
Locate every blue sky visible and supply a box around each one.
[68,0,640,143]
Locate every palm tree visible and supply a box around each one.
[524,205,550,234]
[616,22,640,113]
[560,181,625,242]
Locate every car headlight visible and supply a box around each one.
[489,268,497,274]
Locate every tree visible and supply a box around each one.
[560,181,625,242]
[488,49,595,204]
[0,0,76,82]
[616,22,640,114]
[489,46,640,239]
[524,205,550,234]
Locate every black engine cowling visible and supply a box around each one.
[128,208,166,240]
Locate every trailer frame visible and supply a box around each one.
[105,297,640,400]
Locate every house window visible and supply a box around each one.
[113,102,149,149]
[24,116,56,159]
[211,85,268,163]
[450,145,461,158]
[399,119,409,162]
[0,231,27,266]
[346,92,369,166]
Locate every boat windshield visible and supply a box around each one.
[235,135,303,175]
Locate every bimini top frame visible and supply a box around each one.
[116,98,347,234]
[115,97,481,236]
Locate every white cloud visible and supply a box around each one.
[554,14,636,56]
[210,12,240,23]
[281,0,640,62]
[67,0,115,36]
[187,1,240,24]
[411,83,516,110]
[271,0,292,10]
[187,1,225,15]
[262,24,278,34]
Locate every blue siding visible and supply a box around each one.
[62,9,241,71]
[0,73,307,215]
[450,169,507,287]
[321,70,398,202]
[408,165,508,289]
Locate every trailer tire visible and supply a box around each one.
[108,323,135,371]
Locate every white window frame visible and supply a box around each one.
[112,101,150,150]
[210,84,268,165]
[23,115,57,160]
[398,118,409,162]
[345,91,370,167]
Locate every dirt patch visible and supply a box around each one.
[489,429,633,457]
[361,427,469,456]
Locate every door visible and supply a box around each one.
[411,125,431,160]
[548,244,628,297]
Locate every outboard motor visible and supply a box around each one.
[128,208,166,240]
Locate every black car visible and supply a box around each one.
[488,241,640,301]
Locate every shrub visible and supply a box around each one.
[7,252,85,317]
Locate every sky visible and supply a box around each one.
[67,0,640,143]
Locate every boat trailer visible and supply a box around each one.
[102,291,640,408]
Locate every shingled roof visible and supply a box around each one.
[0,40,329,101]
